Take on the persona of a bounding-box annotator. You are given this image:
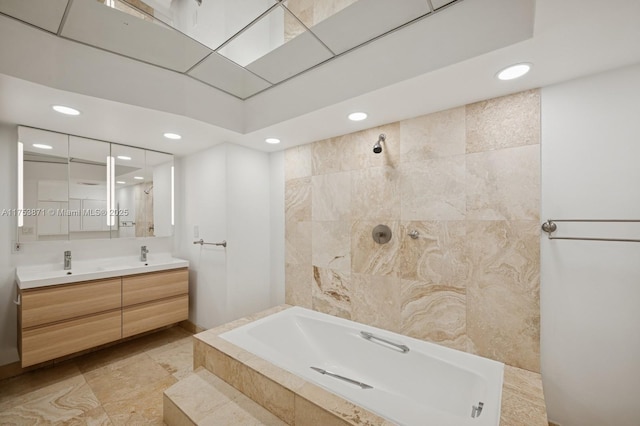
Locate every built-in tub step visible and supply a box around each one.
[163,367,286,425]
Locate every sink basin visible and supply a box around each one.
[16,255,189,289]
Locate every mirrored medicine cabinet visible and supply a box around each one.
[17,126,174,242]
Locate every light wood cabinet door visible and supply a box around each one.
[21,310,122,367]
[122,268,188,307]
[21,278,122,329]
[122,295,188,338]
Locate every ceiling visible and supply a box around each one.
[0,0,639,156]
[0,0,461,99]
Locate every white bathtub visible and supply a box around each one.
[220,306,504,426]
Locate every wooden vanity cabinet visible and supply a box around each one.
[19,267,189,367]
[122,268,189,338]
[19,277,122,367]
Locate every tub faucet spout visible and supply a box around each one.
[140,245,149,262]
[64,251,72,270]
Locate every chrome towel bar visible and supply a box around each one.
[541,219,640,243]
[193,239,227,247]
[360,331,410,353]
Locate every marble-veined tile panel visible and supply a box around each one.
[312,267,351,319]
[285,221,311,265]
[312,221,351,272]
[284,144,312,181]
[466,145,540,220]
[466,220,540,372]
[294,396,351,426]
[311,135,357,175]
[350,273,400,332]
[400,106,466,162]
[201,395,287,425]
[0,362,83,410]
[285,177,311,223]
[400,279,467,350]
[352,123,401,170]
[500,366,548,425]
[399,155,466,221]
[102,374,177,424]
[84,353,171,405]
[285,263,313,308]
[148,340,194,380]
[0,373,101,424]
[351,165,400,221]
[312,171,351,221]
[466,89,540,154]
[351,220,400,276]
[396,221,467,283]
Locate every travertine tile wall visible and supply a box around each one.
[284,90,541,372]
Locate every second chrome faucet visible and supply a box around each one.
[64,250,72,270]
[140,245,149,262]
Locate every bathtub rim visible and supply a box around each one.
[219,305,505,425]
[193,304,549,426]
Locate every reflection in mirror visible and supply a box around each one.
[111,145,150,237]
[69,136,111,240]
[18,127,69,242]
[145,150,174,238]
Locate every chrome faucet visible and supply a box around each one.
[140,245,149,262]
[64,251,72,270]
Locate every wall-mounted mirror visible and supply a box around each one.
[69,136,111,240]
[19,127,69,242]
[17,126,174,242]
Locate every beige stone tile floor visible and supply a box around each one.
[0,326,193,426]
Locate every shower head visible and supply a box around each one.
[144,185,153,195]
[373,133,386,154]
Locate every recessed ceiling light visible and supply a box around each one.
[265,138,280,144]
[348,112,368,121]
[32,143,52,150]
[134,176,144,180]
[164,132,182,140]
[117,156,131,160]
[52,105,81,116]
[497,63,532,81]
[116,181,126,184]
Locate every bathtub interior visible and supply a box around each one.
[220,307,504,426]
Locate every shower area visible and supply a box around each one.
[115,181,154,237]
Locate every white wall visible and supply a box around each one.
[0,124,173,366]
[174,145,228,328]
[175,143,284,329]
[541,63,640,426]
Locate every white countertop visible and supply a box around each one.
[16,254,189,289]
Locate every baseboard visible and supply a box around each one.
[179,319,205,334]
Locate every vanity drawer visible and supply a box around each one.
[122,268,188,307]
[21,278,122,329]
[122,294,188,338]
[21,310,122,367]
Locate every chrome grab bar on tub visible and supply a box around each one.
[360,331,410,353]
[193,239,227,248]
[310,367,373,389]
